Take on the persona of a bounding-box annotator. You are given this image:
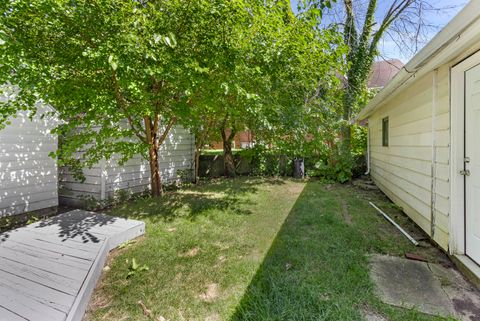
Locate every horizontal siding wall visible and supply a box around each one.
[59,125,194,204]
[58,150,103,204]
[0,101,59,216]
[369,65,450,251]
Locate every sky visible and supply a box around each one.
[290,0,467,63]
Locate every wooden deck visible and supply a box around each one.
[0,210,145,321]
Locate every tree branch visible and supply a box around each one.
[369,0,414,55]
[196,119,215,150]
[343,0,358,49]
[359,0,377,47]
[111,70,147,143]
[158,117,177,146]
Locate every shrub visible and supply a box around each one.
[310,145,352,183]
[238,145,290,177]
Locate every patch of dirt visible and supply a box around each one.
[361,306,390,321]
[83,236,145,321]
[339,198,352,225]
[214,255,227,267]
[350,183,452,265]
[453,297,480,321]
[205,313,220,321]
[179,247,199,257]
[353,179,380,191]
[248,249,262,262]
[213,241,231,250]
[199,283,219,302]
[138,300,153,318]
[286,182,306,195]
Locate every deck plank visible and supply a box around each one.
[0,210,145,321]
[0,306,28,321]
[3,229,104,253]
[0,239,95,266]
[0,285,67,321]
[0,258,81,295]
[0,247,90,278]
[0,241,92,269]
[5,228,106,248]
[0,269,75,312]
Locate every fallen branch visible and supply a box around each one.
[138,300,153,319]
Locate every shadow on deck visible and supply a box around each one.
[0,209,144,321]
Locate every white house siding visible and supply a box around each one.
[0,102,59,217]
[59,125,195,206]
[59,160,103,202]
[368,65,450,250]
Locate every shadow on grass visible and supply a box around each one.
[225,182,420,321]
[117,177,286,223]
[228,181,375,321]
[228,181,447,321]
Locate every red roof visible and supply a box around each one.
[368,59,404,88]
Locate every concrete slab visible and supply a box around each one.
[369,254,480,321]
[0,210,145,321]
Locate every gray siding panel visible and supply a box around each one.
[0,99,59,216]
[59,125,195,205]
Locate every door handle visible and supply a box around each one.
[459,169,471,176]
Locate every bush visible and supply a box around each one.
[237,145,292,177]
[199,122,368,183]
[310,146,352,183]
[301,124,367,182]
[351,124,367,158]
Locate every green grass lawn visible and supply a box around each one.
[86,178,453,321]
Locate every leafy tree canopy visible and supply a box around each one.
[0,0,345,189]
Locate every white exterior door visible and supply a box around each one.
[465,63,480,264]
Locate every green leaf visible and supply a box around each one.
[163,33,177,48]
[131,258,139,270]
[153,34,162,44]
[168,32,177,47]
[108,55,118,70]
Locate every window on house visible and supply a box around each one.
[382,117,389,147]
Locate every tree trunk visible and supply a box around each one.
[148,142,162,197]
[341,87,354,152]
[145,116,163,197]
[342,54,374,153]
[194,148,201,183]
[221,128,236,178]
[194,120,214,184]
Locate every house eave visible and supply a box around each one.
[357,0,480,120]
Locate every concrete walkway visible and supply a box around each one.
[0,210,144,321]
[370,254,480,321]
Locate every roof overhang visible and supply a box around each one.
[357,0,480,120]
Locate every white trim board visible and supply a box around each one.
[450,50,480,258]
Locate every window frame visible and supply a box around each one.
[382,117,389,147]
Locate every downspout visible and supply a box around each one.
[430,69,438,238]
[100,158,106,201]
[365,123,371,175]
